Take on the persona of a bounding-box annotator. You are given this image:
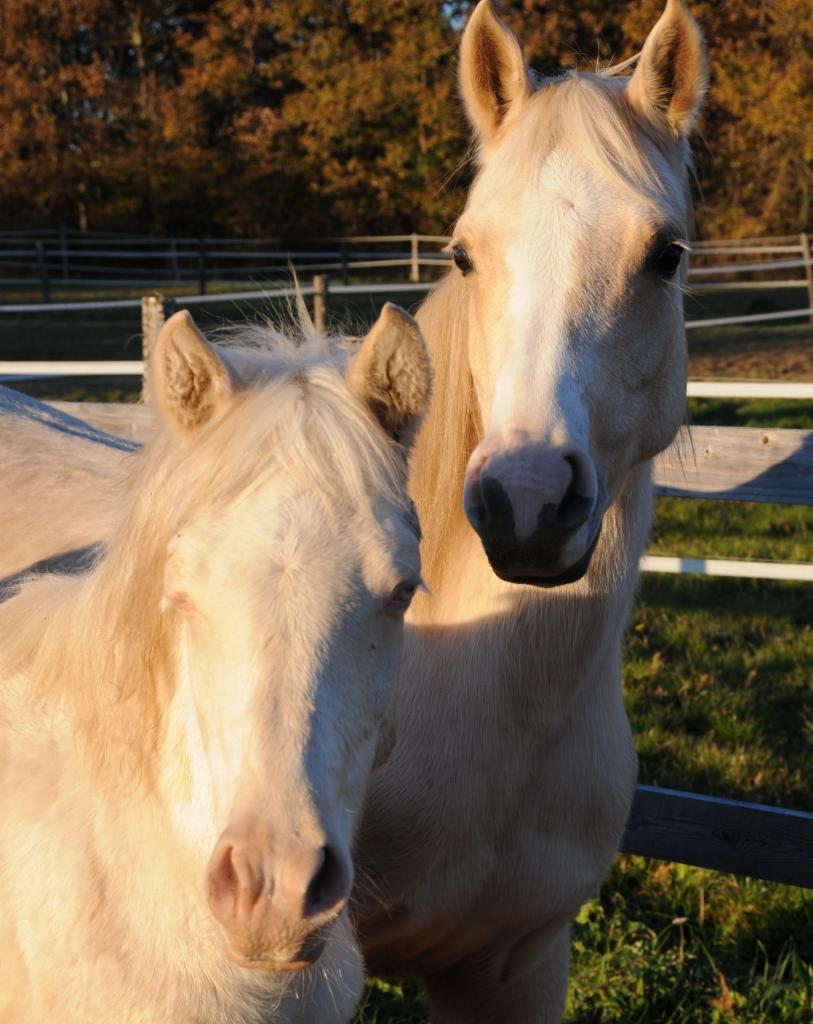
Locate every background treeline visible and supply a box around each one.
[1,0,811,240]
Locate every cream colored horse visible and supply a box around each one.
[0,2,705,1020]
[353,2,707,1021]
[0,305,430,1024]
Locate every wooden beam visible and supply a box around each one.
[800,231,813,324]
[621,785,813,889]
[654,426,813,505]
[312,274,329,334]
[140,294,164,404]
[39,413,813,508]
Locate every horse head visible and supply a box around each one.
[147,306,430,970]
[453,0,706,586]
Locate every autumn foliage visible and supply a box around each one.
[0,0,810,239]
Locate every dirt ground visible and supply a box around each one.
[688,322,813,380]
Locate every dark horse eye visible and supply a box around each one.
[452,243,474,276]
[655,243,685,277]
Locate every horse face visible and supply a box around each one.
[165,488,420,971]
[454,0,705,586]
[150,305,429,971]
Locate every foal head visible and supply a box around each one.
[453,0,706,585]
[145,306,430,970]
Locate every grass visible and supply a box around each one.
[2,283,812,1021]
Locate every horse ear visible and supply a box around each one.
[151,310,233,434]
[460,0,533,153]
[627,0,707,138]
[347,304,432,450]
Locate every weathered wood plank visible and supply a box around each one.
[654,426,813,505]
[45,409,813,507]
[621,785,813,888]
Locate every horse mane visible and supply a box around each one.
[413,69,694,588]
[413,272,480,588]
[0,326,407,782]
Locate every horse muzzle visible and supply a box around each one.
[463,442,603,586]
[206,833,351,972]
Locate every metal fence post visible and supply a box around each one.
[313,274,329,334]
[35,241,50,302]
[800,232,813,323]
[340,242,350,286]
[141,293,165,403]
[410,232,420,283]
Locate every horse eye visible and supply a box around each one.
[655,243,684,277]
[385,581,418,616]
[452,243,474,276]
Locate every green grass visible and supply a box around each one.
[3,283,811,1021]
[566,857,813,1023]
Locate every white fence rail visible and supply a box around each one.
[641,555,813,582]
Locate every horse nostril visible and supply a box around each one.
[304,844,348,919]
[555,486,592,530]
[478,475,514,529]
[554,455,595,530]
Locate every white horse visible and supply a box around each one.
[0,304,430,1024]
[353,2,707,1021]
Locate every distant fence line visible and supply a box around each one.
[2,230,813,312]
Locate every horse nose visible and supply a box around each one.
[206,835,351,966]
[468,446,597,540]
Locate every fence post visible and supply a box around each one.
[313,274,329,334]
[197,239,208,295]
[141,293,165,403]
[35,241,50,302]
[59,224,69,280]
[340,242,350,285]
[800,232,813,323]
[410,232,420,283]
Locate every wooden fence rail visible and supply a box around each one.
[621,787,813,889]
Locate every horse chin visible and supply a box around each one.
[485,523,603,589]
[225,935,328,973]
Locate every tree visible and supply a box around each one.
[0,1,810,239]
